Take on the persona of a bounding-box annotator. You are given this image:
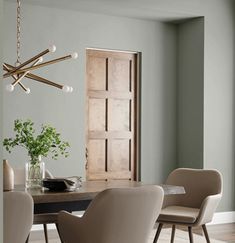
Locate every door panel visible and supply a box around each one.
[109,58,131,91]
[88,98,106,131]
[108,139,130,172]
[108,99,130,131]
[88,139,106,173]
[86,49,139,181]
[87,56,107,91]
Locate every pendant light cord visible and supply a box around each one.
[16,0,21,66]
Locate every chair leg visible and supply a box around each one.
[56,223,64,243]
[25,234,30,243]
[153,223,163,243]
[170,225,176,243]
[188,226,194,243]
[202,224,211,243]
[43,224,49,243]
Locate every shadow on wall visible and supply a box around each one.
[233,4,235,211]
[175,17,204,170]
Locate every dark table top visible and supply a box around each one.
[14,180,185,204]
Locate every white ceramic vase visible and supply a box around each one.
[3,159,14,191]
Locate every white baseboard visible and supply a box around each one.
[209,211,235,225]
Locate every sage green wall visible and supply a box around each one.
[233,0,235,210]
[0,0,3,240]
[177,18,204,169]
[202,0,235,211]
[3,2,178,184]
[2,0,235,212]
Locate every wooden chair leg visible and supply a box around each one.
[202,224,211,243]
[25,234,30,243]
[153,223,163,243]
[170,225,176,243]
[43,224,49,243]
[188,226,194,243]
[56,223,64,243]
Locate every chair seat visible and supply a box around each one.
[34,213,58,224]
[158,206,200,224]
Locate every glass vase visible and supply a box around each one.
[25,156,45,188]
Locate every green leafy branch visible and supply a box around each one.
[3,119,70,164]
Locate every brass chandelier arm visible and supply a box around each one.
[3,64,27,92]
[11,58,41,86]
[4,63,63,89]
[3,0,76,94]
[26,73,63,89]
[18,81,28,91]
[5,54,73,76]
[3,48,50,79]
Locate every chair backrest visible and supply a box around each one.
[59,186,164,243]
[4,191,33,243]
[165,168,222,208]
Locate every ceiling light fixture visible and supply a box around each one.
[2,0,78,94]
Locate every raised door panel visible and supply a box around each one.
[88,140,106,174]
[87,56,106,91]
[109,58,131,92]
[108,139,130,172]
[89,98,106,131]
[108,99,130,131]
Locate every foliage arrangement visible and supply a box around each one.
[3,119,70,164]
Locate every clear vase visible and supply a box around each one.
[25,156,45,188]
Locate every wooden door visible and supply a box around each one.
[86,49,139,181]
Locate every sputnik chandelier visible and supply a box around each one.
[3,0,78,94]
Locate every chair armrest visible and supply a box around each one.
[195,194,222,226]
[58,211,84,242]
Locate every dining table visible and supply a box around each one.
[15,180,185,215]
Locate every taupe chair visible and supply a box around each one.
[153,168,222,243]
[4,191,33,243]
[14,168,57,243]
[58,186,164,243]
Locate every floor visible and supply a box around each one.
[197,223,235,242]
[29,223,235,243]
[179,223,235,243]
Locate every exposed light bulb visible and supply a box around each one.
[71,52,78,59]
[49,44,56,53]
[62,85,70,93]
[6,84,14,92]
[38,57,44,63]
[69,86,73,93]
[25,88,31,94]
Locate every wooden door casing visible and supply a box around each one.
[86,49,139,181]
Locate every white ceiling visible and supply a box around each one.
[5,0,201,22]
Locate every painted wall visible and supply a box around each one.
[202,0,235,211]
[2,2,178,184]
[2,0,235,212]
[0,0,3,240]
[177,18,204,169]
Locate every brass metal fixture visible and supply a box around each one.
[3,0,78,94]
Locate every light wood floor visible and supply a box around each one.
[178,223,235,242]
[30,223,235,242]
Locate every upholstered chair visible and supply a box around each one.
[153,168,222,243]
[58,186,164,243]
[4,191,33,243]
[14,168,56,243]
